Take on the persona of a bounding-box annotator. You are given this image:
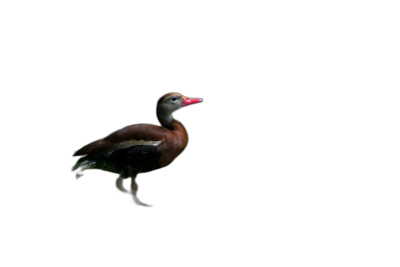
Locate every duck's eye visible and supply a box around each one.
[172,97,177,102]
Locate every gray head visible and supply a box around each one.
[156,92,203,127]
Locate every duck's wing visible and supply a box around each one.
[73,124,169,156]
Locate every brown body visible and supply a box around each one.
[74,121,188,171]
[72,92,202,206]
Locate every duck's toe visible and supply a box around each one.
[133,196,152,207]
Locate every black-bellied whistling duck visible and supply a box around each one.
[72,93,203,206]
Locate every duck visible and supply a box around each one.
[72,92,203,206]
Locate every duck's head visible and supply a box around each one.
[157,92,203,115]
[157,92,203,127]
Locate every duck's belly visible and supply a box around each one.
[110,145,162,175]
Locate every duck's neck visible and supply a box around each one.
[157,111,187,135]
[157,111,175,129]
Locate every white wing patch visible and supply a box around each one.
[107,140,162,154]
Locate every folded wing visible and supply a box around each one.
[73,124,170,156]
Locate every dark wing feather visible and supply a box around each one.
[73,124,170,156]
[73,139,102,156]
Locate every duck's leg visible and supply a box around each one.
[116,175,129,194]
[130,174,151,207]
